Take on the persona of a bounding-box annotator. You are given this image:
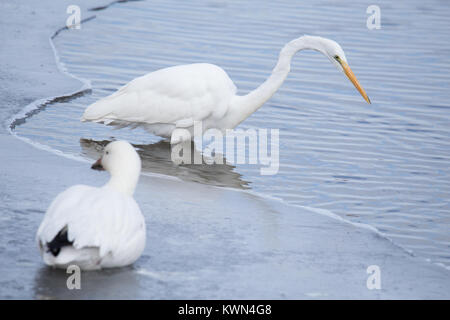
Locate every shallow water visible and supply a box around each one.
[12,0,450,268]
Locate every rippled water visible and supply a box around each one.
[12,0,450,267]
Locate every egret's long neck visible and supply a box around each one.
[229,37,318,127]
[105,167,140,196]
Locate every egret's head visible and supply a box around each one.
[300,35,371,104]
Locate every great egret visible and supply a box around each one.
[36,141,145,270]
[82,35,371,144]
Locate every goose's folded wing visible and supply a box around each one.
[37,185,145,258]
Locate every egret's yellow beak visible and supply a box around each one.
[338,59,371,104]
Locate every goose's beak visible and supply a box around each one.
[339,60,371,104]
[91,157,104,171]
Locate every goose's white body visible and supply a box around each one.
[36,141,145,270]
[36,185,145,270]
[81,36,370,144]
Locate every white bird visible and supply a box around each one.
[82,35,370,144]
[36,140,145,270]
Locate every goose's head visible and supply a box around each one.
[92,140,141,195]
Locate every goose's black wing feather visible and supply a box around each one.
[47,227,73,257]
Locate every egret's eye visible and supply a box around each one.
[105,151,109,155]
[334,55,339,60]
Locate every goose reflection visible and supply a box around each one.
[80,138,250,189]
[33,265,141,299]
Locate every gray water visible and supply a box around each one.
[12,0,450,268]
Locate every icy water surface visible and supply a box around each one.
[12,0,450,268]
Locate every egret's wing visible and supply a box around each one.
[82,63,237,126]
[37,185,145,258]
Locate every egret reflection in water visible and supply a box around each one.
[80,138,250,189]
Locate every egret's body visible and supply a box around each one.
[82,35,370,143]
[36,141,145,270]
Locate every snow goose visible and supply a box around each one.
[36,140,145,270]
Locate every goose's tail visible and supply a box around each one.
[41,245,102,270]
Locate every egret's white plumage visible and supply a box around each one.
[82,35,370,143]
[36,141,145,270]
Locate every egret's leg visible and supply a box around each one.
[170,128,192,145]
